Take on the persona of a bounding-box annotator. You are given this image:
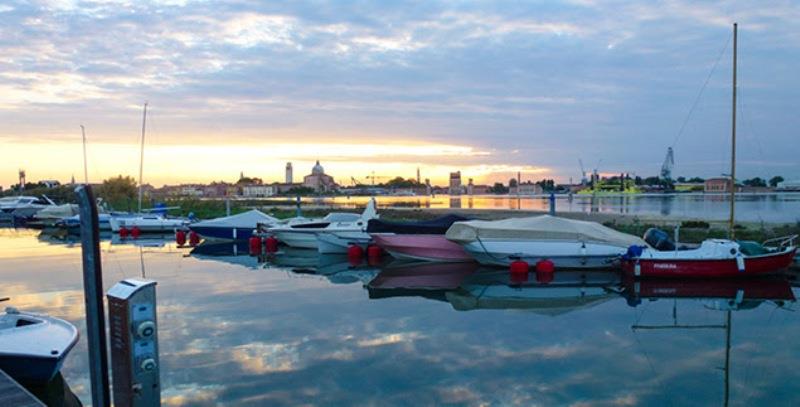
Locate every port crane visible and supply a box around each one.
[660,147,675,181]
[578,159,587,185]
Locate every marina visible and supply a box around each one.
[2,228,800,405]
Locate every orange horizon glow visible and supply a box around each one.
[0,140,555,189]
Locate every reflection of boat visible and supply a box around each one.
[0,305,79,382]
[368,262,478,301]
[282,251,379,284]
[368,214,472,262]
[445,269,620,315]
[446,215,645,268]
[269,209,368,249]
[110,234,173,248]
[622,230,797,278]
[622,276,796,308]
[189,210,280,241]
[189,241,261,269]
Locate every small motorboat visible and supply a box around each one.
[269,199,376,250]
[109,214,190,233]
[446,215,646,269]
[368,214,472,262]
[33,204,79,227]
[0,305,79,382]
[189,210,280,241]
[56,211,136,233]
[0,196,50,221]
[621,229,797,278]
[316,229,373,254]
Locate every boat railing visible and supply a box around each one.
[761,234,798,249]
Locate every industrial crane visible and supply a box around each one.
[660,147,675,181]
[578,159,587,185]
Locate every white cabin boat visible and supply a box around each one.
[0,196,49,221]
[109,214,189,233]
[269,201,375,249]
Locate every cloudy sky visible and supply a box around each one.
[1,0,798,188]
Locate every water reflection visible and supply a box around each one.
[4,231,800,406]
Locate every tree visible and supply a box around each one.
[490,182,508,194]
[508,178,518,188]
[385,177,418,189]
[676,176,687,183]
[97,175,137,210]
[687,177,705,183]
[743,177,767,187]
[769,176,784,188]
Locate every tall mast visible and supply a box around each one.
[138,102,148,213]
[80,125,88,184]
[728,23,737,239]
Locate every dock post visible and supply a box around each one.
[225,198,231,217]
[296,195,302,217]
[549,192,556,216]
[76,185,111,407]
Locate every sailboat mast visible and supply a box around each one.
[80,125,88,184]
[728,23,737,239]
[138,102,148,213]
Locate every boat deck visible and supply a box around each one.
[0,369,44,407]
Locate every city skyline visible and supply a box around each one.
[2,1,799,188]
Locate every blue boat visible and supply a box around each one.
[189,210,280,241]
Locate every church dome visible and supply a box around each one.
[312,160,324,175]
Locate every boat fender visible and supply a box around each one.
[188,231,200,246]
[249,236,262,255]
[131,226,141,239]
[736,253,745,272]
[265,236,279,253]
[535,259,555,274]
[367,245,382,258]
[347,244,364,259]
[175,230,187,246]
[119,226,129,238]
[509,260,529,274]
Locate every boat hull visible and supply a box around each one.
[459,239,626,269]
[372,234,473,262]
[621,248,797,278]
[316,231,371,254]
[0,354,69,383]
[272,230,320,249]
[110,217,188,233]
[189,226,255,241]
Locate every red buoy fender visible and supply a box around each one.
[130,226,141,239]
[175,230,187,246]
[347,244,364,259]
[367,245,382,258]
[119,227,129,238]
[265,236,279,253]
[188,231,200,246]
[248,236,262,255]
[509,260,529,274]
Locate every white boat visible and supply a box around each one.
[316,229,373,254]
[0,306,79,382]
[0,196,50,221]
[109,214,189,233]
[33,204,79,226]
[269,201,375,249]
[445,215,646,269]
[190,210,280,241]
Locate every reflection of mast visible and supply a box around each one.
[632,307,731,406]
[139,246,146,279]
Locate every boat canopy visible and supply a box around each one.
[367,214,470,235]
[191,210,279,228]
[445,215,646,248]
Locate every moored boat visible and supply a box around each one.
[0,196,49,221]
[0,306,79,382]
[445,215,646,269]
[189,209,280,241]
[109,214,190,233]
[269,199,377,250]
[621,231,797,278]
[368,214,472,262]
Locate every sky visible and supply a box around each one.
[1,0,799,189]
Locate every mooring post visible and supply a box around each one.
[296,195,302,218]
[76,185,111,407]
[225,198,231,217]
[549,192,556,216]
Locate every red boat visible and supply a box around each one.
[622,234,797,278]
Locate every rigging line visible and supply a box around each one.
[670,32,733,149]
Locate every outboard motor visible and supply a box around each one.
[643,228,676,251]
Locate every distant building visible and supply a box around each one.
[510,181,543,195]
[303,160,338,193]
[704,177,738,193]
[777,180,800,191]
[285,162,293,184]
[39,180,60,188]
[241,184,275,197]
[449,171,462,195]
[180,185,204,197]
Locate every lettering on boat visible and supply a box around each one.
[653,263,678,269]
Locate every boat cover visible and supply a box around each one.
[445,215,646,248]
[191,210,279,228]
[367,214,470,234]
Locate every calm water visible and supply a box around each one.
[292,193,800,223]
[3,228,800,406]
